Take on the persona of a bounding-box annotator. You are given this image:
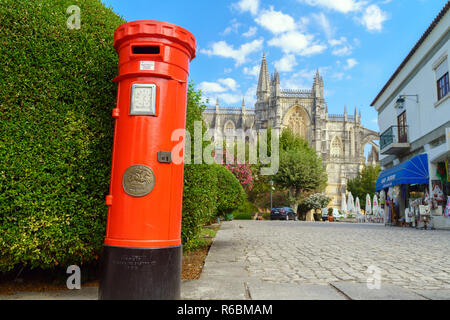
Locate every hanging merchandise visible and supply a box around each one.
[393,185,401,199]
[424,189,430,205]
[446,160,450,183]
[436,162,447,184]
[445,196,450,217]
[432,184,445,201]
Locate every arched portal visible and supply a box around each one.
[282,106,311,141]
[224,120,235,135]
[361,133,380,164]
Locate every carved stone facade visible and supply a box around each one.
[203,54,380,208]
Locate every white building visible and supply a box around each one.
[371,3,450,229]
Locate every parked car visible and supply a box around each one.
[270,207,297,221]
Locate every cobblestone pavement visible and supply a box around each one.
[213,220,450,292]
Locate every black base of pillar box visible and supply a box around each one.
[98,245,181,300]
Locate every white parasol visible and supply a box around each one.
[355,197,361,214]
[347,192,355,214]
[341,193,347,214]
[373,194,379,217]
[366,194,372,215]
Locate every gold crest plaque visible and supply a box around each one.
[122,165,155,197]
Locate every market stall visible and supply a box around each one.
[376,154,433,229]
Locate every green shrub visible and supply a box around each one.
[233,212,252,220]
[0,0,125,271]
[232,200,257,220]
[182,164,218,247]
[232,200,257,214]
[262,212,270,220]
[214,165,246,216]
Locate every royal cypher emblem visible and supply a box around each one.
[122,165,155,197]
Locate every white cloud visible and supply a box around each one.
[201,39,264,66]
[218,78,239,91]
[217,93,242,105]
[243,65,260,77]
[234,0,260,16]
[244,85,257,107]
[198,82,227,93]
[268,31,327,56]
[255,6,297,34]
[332,46,352,56]
[274,54,298,73]
[329,37,353,56]
[311,12,334,39]
[345,58,358,69]
[221,19,241,35]
[329,37,346,47]
[243,26,258,37]
[199,78,239,94]
[298,0,365,13]
[359,4,388,32]
[281,67,330,89]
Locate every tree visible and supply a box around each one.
[298,193,331,216]
[273,129,328,213]
[347,164,381,211]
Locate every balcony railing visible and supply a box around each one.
[380,125,410,155]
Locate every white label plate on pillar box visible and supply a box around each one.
[140,61,155,71]
[130,83,156,116]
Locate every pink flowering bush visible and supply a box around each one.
[213,149,254,191]
[225,163,254,191]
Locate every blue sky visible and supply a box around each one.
[101,0,447,134]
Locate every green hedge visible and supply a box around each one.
[0,0,125,271]
[0,0,247,268]
[214,165,246,217]
[232,201,257,220]
[181,164,218,248]
[232,212,252,220]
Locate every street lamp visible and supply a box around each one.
[270,180,274,211]
[395,94,419,109]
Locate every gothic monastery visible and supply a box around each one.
[203,54,380,208]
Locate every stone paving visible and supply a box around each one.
[2,220,450,300]
[196,220,450,295]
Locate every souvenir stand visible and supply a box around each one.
[376,154,432,229]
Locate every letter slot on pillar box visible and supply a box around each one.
[99,21,196,300]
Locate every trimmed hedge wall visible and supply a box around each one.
[0,0,125,271]
[214,164,246,217]
[0,0,247,270]
[181,164,218,248]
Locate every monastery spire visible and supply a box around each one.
[257,53,270,100]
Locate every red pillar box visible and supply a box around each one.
[99,20,196,300]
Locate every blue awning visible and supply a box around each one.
[376,154,429,191]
